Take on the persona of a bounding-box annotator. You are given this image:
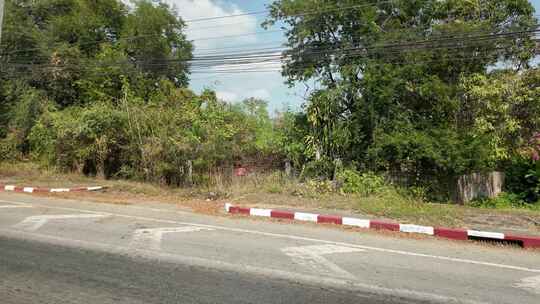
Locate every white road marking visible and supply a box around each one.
[282,244,365,279]
[0,205,32,208]
[13,214,109,231]
[0,228,489,304]
[1,199,539,274]
[131,226,213,250]
[515,275,540,294]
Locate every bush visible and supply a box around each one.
[336,169,386,196]
[22,83,285,186]
[504,155,540,203]
[301,159,335,180]
[469,192,532,209]
[0,134,19,161]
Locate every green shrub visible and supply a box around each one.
[0,134,19,161]
[504,155,540,203]
[469,192,532,209]
[336,169,386,196]
[301,159,335,180]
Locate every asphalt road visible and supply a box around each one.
[1,236,402,304]
[0,192,539,304]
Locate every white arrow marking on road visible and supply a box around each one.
[515,275,540,294]
[131,226,213,251]
[13,214,108,231]
[282,244,365,279]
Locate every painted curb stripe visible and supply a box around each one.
[23,187,34,193]
[434,228,468,240]
[505,235,540,248]
[250,208,272,217]
[224,204,540,249]
[400,224,435,235]
[87,186,104,191]
[270,210,295,220]
[0,185,105,193]
[229,206,250,215]
[468,230,505,239]
[370,220,400,231]
[342,217,370,228]
[317,214,343,225]
[294,212,319,222]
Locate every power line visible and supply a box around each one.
[0,0,398,56]
[2,1,537,58]
[3,39,535,79]
[5,22,538,67]
[182,1,395,23]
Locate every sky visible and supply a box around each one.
[163,0,540,114]
[162,0,301,114]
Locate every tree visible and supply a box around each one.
[121,0,193,87]
[266,0,538,194]
[0,0,193,109]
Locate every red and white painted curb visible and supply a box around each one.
[0,184,106,193]
[225,203,540,249]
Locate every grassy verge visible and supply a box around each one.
[1,162,539,233]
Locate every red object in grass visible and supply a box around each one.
[234,167,248,177]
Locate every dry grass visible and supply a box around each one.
[1,161,539,234]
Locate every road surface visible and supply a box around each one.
[0,192,539,303]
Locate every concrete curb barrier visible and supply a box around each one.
[0,184,106,193]
[225,203,540,249]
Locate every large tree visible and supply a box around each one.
[0,0,193,108]
[266,0,538,196]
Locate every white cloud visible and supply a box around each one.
[216,88,271,103]
[163,0,259,51]
[123,0,304,113]
[216,91,239,102]
[250,89,271,100]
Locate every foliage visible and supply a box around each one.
[300,158,335,180]
[275,110,310,168]
[266,0,539,200]
[460,70,540,164]
[504,154,540,204]
[336,169,386,197]
[468,192,538,210]
[1,0,192,108]
[2,0,540,207]
[25,81,283,185]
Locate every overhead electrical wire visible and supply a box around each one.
[6,0,534,57]
[3,39,536,79]
[0,1,397,55]
[4,25,537,69]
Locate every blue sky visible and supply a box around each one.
[166,0,540,114]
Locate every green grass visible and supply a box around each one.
[1,161,539,232]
